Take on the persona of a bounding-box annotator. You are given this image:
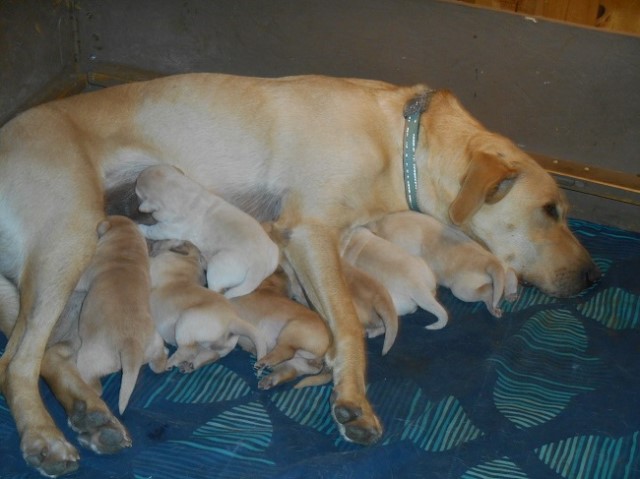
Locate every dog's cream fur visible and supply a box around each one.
[136,164,280,298]
[0,73,599,475]
[342,227,449,329]
[368,211,519,317]
[148,239,268,372]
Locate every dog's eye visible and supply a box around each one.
[543,202,559,221]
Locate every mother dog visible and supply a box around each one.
[0,73,599,476]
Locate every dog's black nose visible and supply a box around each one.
[585,263,602,286]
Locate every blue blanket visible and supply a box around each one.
[1,219,639,479]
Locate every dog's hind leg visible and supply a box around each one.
[281,221,383,445]
[0,144,104,475]
[0,250,94,476]
[40,342,132,455]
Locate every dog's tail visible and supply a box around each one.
[118,340,144,414]
[231,316,268,361]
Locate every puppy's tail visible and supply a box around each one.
[231,316,268,361]
[372,286,399,356]
[486,262,507,316]
[118,340,143,415]
[504,267,520,303]
[422,298,449,331]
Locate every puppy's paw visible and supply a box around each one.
[178,361,195,374]
[69,400,132,455]
[504,290,520,303]
[330,395,383,445]
[21,426,80,477]
[257,375,277,390]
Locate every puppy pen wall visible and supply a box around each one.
[1,1,639,478]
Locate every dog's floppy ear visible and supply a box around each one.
[449,152,518,225]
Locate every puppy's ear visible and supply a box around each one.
[449,152,518,225]
[169,242,192,256]
[96,219,112,238]
[263,222,291,248]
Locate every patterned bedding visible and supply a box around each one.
[1,219,638,479]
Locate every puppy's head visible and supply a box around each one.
[148,238,196,258]
[445,134,600,297]
[135,164,186,214]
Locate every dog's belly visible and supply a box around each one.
[102,148,287,222]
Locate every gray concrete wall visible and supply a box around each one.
[1,0,638,229]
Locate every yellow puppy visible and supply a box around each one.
[148,239,267,372]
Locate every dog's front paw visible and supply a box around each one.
[21,426,80,477]
[331,395,383,445]
[69,400,132,455]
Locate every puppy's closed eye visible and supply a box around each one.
[542,202,559,221]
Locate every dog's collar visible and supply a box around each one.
[402,89,435,212]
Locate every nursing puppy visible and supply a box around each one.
[148,239,268,372]
[368,211,519,317]
[231,268,331,390]
[283,258,399,355]
[342,227,449,329]
[136,165,279,299]
[74,216,168,414]
[0,73,601,473]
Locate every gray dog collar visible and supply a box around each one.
[402,89,435,212]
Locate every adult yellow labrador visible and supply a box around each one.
[0,73,599,476]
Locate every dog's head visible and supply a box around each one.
[418,92,600,297]
[448,135,599,297]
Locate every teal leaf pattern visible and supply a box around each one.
[270,384,336,435]
[391,391,483,452]
[134,402,274,479]
[536,431,640,479]
[174,401,273,457]
[500,285,557,314]
[133,440,274,479]
[489,310,604,428]
[577,287,640,330]
[141,363,251,407]
[461,457,530,479]
[592,257,613,276]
